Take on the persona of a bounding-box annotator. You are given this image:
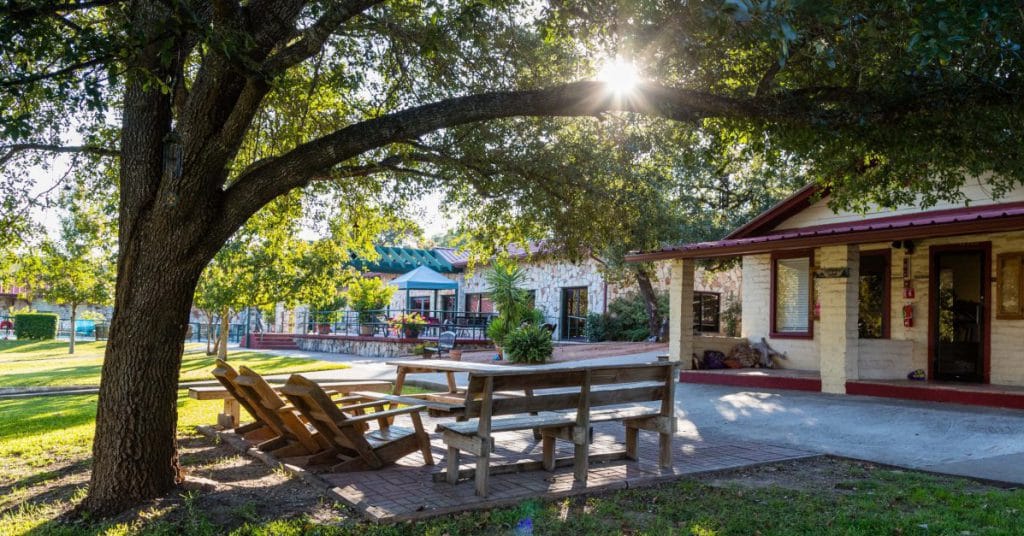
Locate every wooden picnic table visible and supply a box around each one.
[380,358,680,496]
[189,379,392,428]
[378,358,671,419]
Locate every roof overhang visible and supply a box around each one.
[627,201,1024,262]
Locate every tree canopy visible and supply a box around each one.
[2,0,1022,515]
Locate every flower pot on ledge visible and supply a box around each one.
[403,328,421,339]
[359,324,374,337]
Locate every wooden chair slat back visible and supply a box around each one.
[230,367,292,437]
[280,375,366,452]
[236,366,288,411]
[211,359,266,425]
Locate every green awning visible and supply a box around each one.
[349,246,455,274]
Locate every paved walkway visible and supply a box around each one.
[675,383,1024,485]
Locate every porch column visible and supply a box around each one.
[817,245,860,394]
[668,258,695,368]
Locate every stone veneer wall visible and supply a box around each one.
[292,334,491,358]
[275,255,742,340]
[459,257,608,339]
[740,229,1024,386]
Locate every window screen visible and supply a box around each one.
[774,256,811,334]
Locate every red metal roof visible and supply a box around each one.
[628,200,1024,261]
[726,184,824,239]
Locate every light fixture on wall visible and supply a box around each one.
[891,240,916,254]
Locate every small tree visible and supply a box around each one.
[344,277,395,330]
[29,207,113,354]
[485,262,531,348]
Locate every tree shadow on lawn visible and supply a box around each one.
[0,340,75,354]
[12,437,347,536]
[0,395,97,440]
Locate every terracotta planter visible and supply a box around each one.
[449,349,463,361]
[359,324,374,337]
[317,323,331,335]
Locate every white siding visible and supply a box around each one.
[776,179,1024,230]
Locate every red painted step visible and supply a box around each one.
[243,334,300,350]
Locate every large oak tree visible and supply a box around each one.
[2,0,1022,515]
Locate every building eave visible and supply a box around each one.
[627,201,1024,262]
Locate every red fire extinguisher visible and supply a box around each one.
[903,304,914,328]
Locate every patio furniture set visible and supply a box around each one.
[192,356,680,497]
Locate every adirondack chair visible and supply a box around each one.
[424,331,457,359]
[211,359,275,438]
[233,366,339,461]
[280,374,435,472]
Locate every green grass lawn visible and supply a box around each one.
[0,339,348,388]
[4,340,1023,535]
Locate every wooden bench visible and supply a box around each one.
[437,361,678,497]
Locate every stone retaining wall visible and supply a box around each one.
[293,334,492,358]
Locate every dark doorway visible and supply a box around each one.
[561,287,588,340]
[930,246,989,382]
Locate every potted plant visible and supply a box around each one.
[485,262,531,357]
[343,277,395,337]
[390,312,427,339]
[504,324,554,364]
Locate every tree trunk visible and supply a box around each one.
[81,1,212,512]
[218,307,230,360]
[81,235,208,515]
[205,312,215,355]
[634,266,663,341]
[68,304,77,354]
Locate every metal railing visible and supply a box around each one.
[186,322,246,344]
[279,309,498,340]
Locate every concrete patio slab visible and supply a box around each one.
[675,383,1024,485]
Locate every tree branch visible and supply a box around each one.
[0,56,110,88]
[262,0,383,75]
[212,77,1023,253]
[0,143,119,167]
[0,0,121,18]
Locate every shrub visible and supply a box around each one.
[486,316,509,346]
[344,277,395,324]
[584,312,606,342]
[721,295,741,337]
[504,324,553,364]
[604,291,668,341]
[14,313,59,340]
[79,310,107,322]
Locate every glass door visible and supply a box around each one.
[561,287,588,340]
[932,249,986,382]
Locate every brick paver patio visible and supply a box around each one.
[254,413,820,522]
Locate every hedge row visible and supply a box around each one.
[13,313,59,340]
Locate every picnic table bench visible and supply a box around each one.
[189,378,392,428]
[373,359,678,497]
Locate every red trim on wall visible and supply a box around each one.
[927,242,992,383]
[679,371,823,392]
[770,250,815,339]
[846,381,1024,410]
